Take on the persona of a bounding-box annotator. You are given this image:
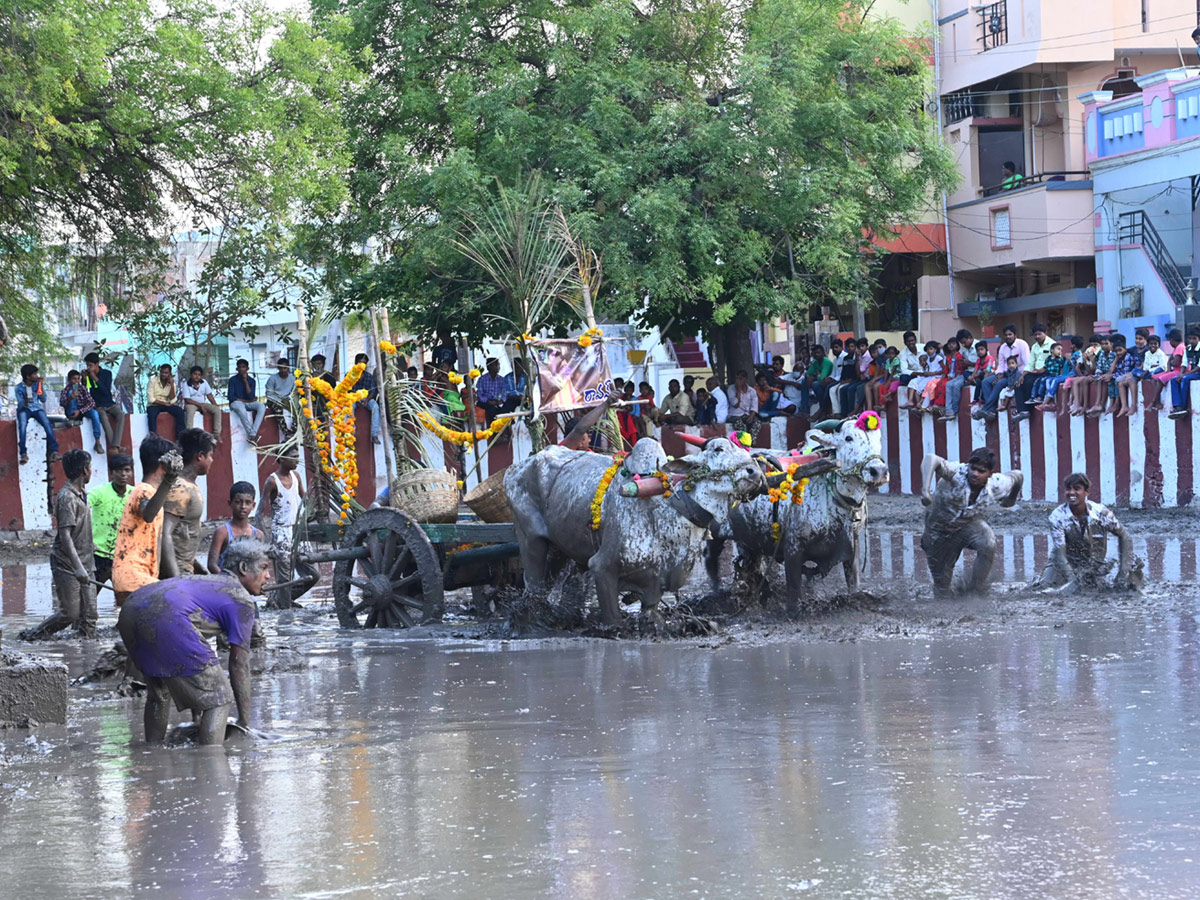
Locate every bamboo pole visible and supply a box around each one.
[369,309,397,486]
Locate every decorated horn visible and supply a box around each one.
[676,432,708,447]
[812,418,842,433]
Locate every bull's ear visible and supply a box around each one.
[663,456,701,474]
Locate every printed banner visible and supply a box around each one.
[534,339,616,414]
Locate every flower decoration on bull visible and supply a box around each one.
[731,431,753,448]
[589,454,625,530]
[296,362,370,525]
[856,410,881,432]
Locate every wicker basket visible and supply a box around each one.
[388,469,460,524]
[463,470,514,523]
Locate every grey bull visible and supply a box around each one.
[505,438,764,624]
[706,414,889,611]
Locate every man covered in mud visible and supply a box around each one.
[920,447,1023,598]
[117,537,271,746]
[1033,472,1142,592]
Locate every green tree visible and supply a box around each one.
[0,0,356,364]
[317,0,956,370]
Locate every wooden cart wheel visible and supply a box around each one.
[333,508,445,628]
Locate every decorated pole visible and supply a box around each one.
[369,308,397,486]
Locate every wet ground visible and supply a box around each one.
[3,498,1200,899]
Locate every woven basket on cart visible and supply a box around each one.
[388,469,460,524]
[463,470,514,523]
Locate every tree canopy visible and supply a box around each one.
[0,0,356,362]
[317,0,956,358]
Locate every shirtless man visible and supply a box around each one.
[1033,472,1141,592]
[920,447,1024,598]
[257,447,317,608]
[163,428,215,576]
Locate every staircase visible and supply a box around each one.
[1119,210,1189,307]
[671,337,712,378]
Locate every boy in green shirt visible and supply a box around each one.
[89,453,135,586]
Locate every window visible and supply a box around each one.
[992,207,1012,249]
[978,1,1007,51]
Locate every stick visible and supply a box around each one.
[369,309,397,486]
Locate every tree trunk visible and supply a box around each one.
[716,323,755,383]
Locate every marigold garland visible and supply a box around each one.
[577,326,603,348]
[416,410,512,445]
[590,458,622,530]
[447,371,464,385]
[767,464,811,510]
[296,361,369,524]
[380,340,397,356]
[653,470,672,498]
[468,368,481,379]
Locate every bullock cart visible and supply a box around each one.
[298,509,520,629]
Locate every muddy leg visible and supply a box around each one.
[922,530,961,598]
[144,678,171,744]
[705,537,725,591]
[519,533,552,591]
[197,703,233,745]
[784,557,806,615]
[962,521,997,596]
[590,560,622,625]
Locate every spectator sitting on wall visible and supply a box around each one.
[1001,161,1024,191]
[147,364,187,437]
[228,357,266,443]
[265,355,296,437]
[83,351,126,454]
[1169,329,1200,418]
[180,365,223,443]
[15,362,59,465]
[660,378,695,425]
[475,357,520,426]
[62,368,105,454]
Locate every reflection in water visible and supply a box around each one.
[2,624,1200,899]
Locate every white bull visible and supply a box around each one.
[706,413,889,611]
[505,437,764,624]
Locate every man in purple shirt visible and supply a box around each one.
[118,537,271,745]
[972,324,1031,421]
[474,357,520,425]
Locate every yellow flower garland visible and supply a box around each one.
[416,410,512,445]
[767,464,811,510]
[296,361,369,524]
[380,340,397,356]
[577,326,603,348]
[590,458,622,530]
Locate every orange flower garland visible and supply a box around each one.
[297,361,370,524]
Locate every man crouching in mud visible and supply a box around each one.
[117,538,271,746]
[920,448,1023,599]
[1033,472,1142,593]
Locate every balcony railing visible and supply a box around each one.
[978,1,1008,51]
[979,170,1091,198]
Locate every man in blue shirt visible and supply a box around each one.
[351,352,381,444]
[227,357,266,442]
[475,357,522,425]
[15,363,59,465]
[83,351,125,453]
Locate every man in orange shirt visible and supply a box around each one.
[112,434,184,605]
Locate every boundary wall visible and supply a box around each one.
[2,382,1195,531]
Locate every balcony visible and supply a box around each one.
[946,177,1094,273]
[1083,68,1200,164]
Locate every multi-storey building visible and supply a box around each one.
[921,0,1196,341]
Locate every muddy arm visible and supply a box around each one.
[229,643,252,727]
[920,454,951,506]
[1113,523,1134,585]
[59,526,91,584]
[562,398,615,450]
[158,521,179,579]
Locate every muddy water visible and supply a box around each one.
[3,613,1200,898]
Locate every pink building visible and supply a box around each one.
[920,0,1195,341]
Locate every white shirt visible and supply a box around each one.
[180,379,214,404]
[928,463,1021,529]
[899,346,923,375]
[711,387,729,424]
[830,351,852,382]
[726,384,758,418]
[960,341,979,365]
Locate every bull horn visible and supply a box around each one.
[675,432,708,447]
[791,458,838,479]
[812,418,842,433]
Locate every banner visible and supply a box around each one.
[534,339,616,414]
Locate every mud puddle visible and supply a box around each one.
[4,618,1200,898]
